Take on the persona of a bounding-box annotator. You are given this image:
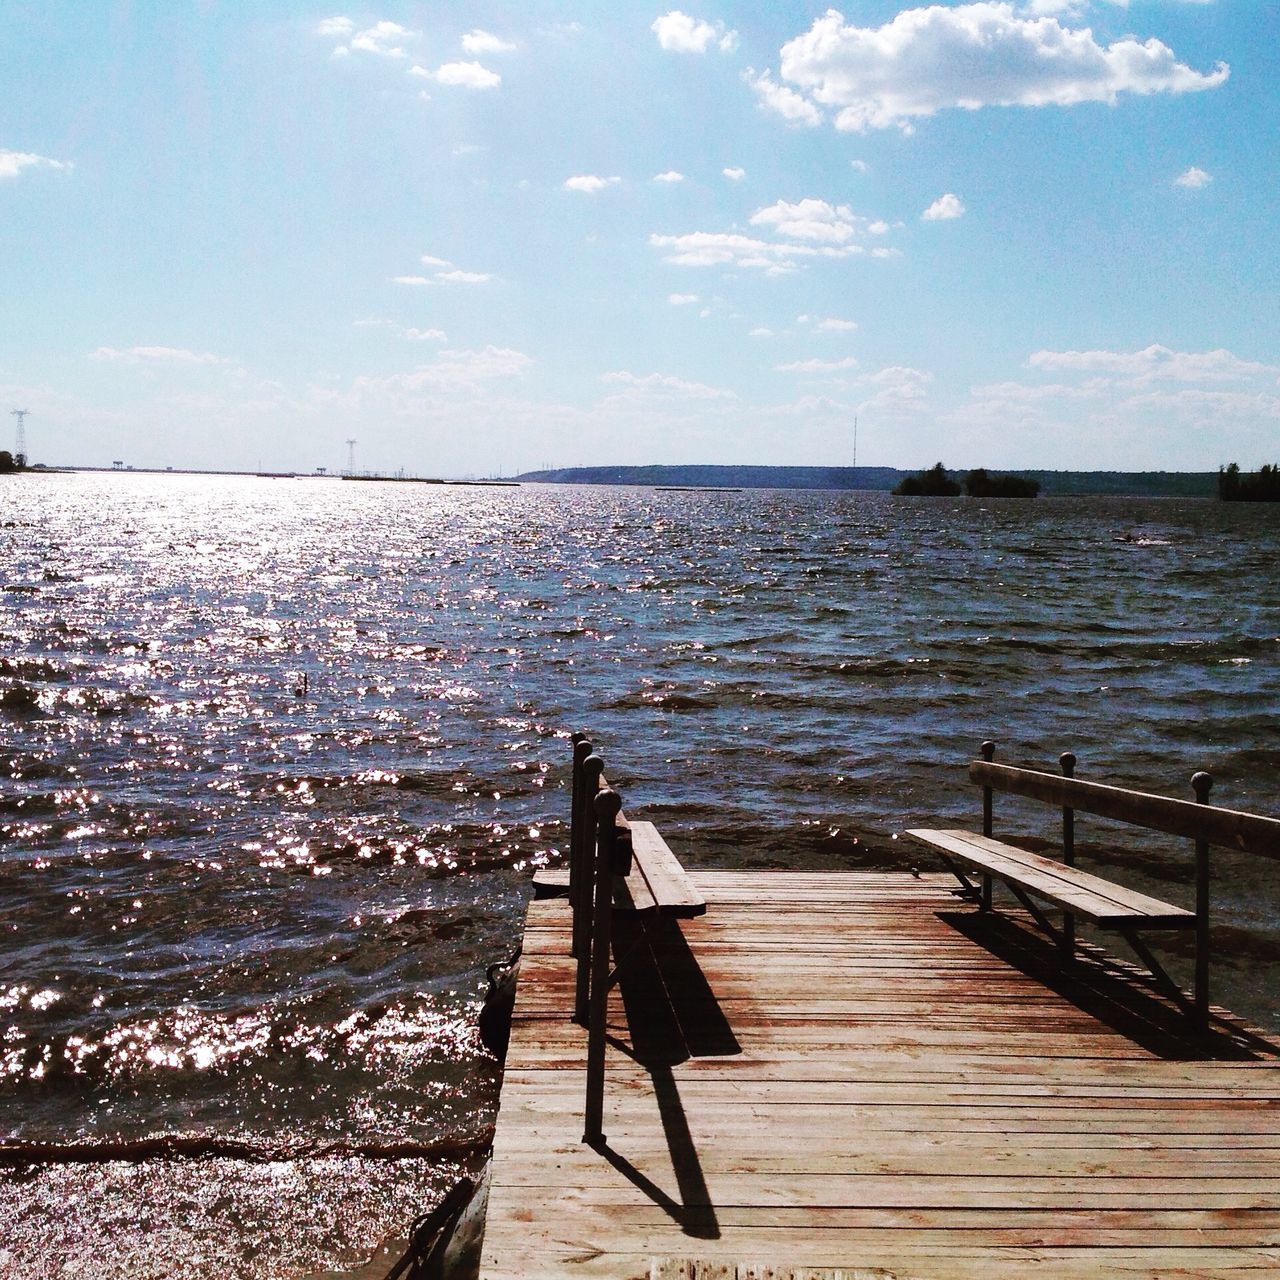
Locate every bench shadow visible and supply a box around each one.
[939,908,1280,1061]
[592,915,740,1241]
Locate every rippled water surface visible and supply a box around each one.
[2,472,1279,1276]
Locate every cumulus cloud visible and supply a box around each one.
[761,4,1228,133]
[651,11,738,53]
[355,318,447,341]
[1175,165,1212,189]
[565,174,621,193]
[814,317,858,332]
[669,293,700,305]
[747,69,822,126]
[461,29,515,55]
[1028,344,1280,385]
[654,170,685,183]
[315,16,354,38]
[91,345,230,366]
[319,19,418,59]
[722,166,746,181]
[751,198,862,243]
[415,61,501,88]
[0,149,70,179]
[354,346,533,396]
[435,269,493,284]
[776,355,861,374]
[602,370,737,399]
[922,192,966,221]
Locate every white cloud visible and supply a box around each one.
[355,318,447,342]
[1175,165,1212,189]
[565,174,621,193]
[602,370,737,399]
[856,364,934,412]
[354,346,533,396]
[654,170,685,183]
[435,269,493,284]
[722,166,746,181]
[315,16,355,38]
[668,293,700,305]
[390,275,434,286]
[419,61,501,89]
[461,30,515,55]
[90,345,230,366]
[765,5,1228,133]
[746,69,822,126]
[0,149,70,179]
[775,355,861,373]
[922,193,966,221]
[849,159,870,173]
[751,198,859,243]
[749,327,774,337]
[349,20,417,58]
[420,254,452,268]
[650,229,864,271]
[1028,344,1279,385]
[651,11,738,54]
[815,317,858,332]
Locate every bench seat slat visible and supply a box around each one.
[905,829,1194,929]
[629,820,707,917]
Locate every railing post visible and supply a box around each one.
[568,736,592,958]
[584,787,623,1146]
[573,752,604,1026]
[1192,770,1213,1029]
[1060,751,1077,956]
[980,740,995,911]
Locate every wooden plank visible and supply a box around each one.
[480,871,1280,1280]
[970,761,1280,858]
[905,828,1193,926]
[630,821,707,917]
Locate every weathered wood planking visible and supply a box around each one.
[480,872,1279,1279]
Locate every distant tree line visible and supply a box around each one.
[893,463,1040,498]
[1219,462,1280,502]
[0,450,23,474]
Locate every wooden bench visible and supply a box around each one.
[533,734,706,1143]
[906,741,1280,1028]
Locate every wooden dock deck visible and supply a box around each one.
[480,872,1280,1279]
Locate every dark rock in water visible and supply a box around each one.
[478,946,522,1060]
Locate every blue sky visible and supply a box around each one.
[2,1,1276,475]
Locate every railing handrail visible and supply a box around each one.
[970,760,1280,859]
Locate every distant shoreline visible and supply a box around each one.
[516,464,1218,498]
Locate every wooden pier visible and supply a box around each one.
[480,871,1280,1279]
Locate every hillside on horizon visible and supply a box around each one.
[515,465,1217,498]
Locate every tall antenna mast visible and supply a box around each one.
[345,438,357,476]
[853,415,857,470]
[11,409,29,464]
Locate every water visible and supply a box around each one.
[2,472,1278,1276]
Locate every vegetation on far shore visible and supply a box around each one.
[892,463,1040,498]
[0,450,26,474]
[1219,462,1280,502]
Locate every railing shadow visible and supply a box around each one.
[940,908,1280,1061]
[590,915,740,1240]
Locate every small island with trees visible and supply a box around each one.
[1219,462,1280,502]
[0,450,27,474]
[892,463,1040,498]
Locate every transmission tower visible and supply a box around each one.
[11,409,29,465]
[345,438,357,475]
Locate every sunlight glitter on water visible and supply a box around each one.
[2,472,1279,1275]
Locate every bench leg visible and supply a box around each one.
[980,874,992,912]
[1062,912,1075,957]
